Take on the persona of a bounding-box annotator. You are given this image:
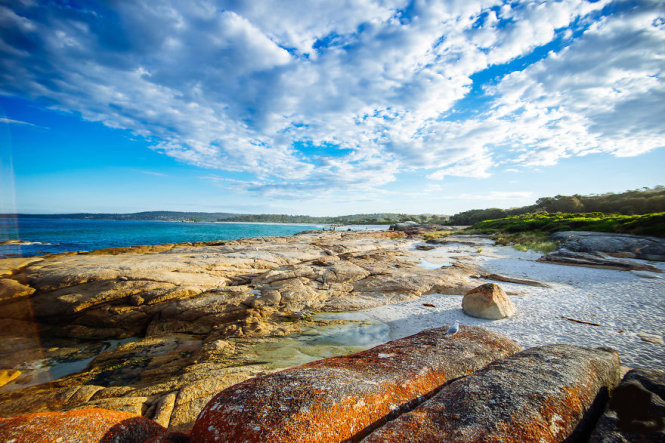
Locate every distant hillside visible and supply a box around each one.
[6,186,661,226]
[2,211,238,222]
[224,213,449,225]
[447,186,665,225]
[2,212,450,225]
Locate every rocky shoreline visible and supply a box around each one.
[1,326,663,442]
[0,229,663,440]
[0,230,480,431]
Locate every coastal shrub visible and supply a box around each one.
[491,232,558,254]
[447,186,665,225]
[471,212,665,238]
[422,230,456,241]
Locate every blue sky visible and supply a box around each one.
[1,0,664,215]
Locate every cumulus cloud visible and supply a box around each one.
[0,0,661,195]
[484,0,665,166]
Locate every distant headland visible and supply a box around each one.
[2,186,664,226]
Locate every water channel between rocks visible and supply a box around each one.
[2,338,137,392]
[249,315,391,370]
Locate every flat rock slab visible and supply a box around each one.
[0,407,165,442]
[426,235,494,247]
[0,231,479,341]
[538,249,662,272]
[364,344,621,442]
[550,231,665,261]
[191,326,521,442]
[471,273,550,287]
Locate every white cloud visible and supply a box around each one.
[134,169,167,177]
[485,0,665,165]
[0,0,660,197]
[0,117,38,126]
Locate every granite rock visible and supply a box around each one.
[0,408,165,442]
[365,344,621,442]
[462,283,516,320]
[538,249,663,272]
[550,231,665,261]
[0,231,484,428]
[590,368,665,442]
[191,326,521,442]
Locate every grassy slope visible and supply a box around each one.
[471,212,665,238]
[421,212,665,253]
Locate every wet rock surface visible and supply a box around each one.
[364,344,621,442]
[0,231,480,429]
[191,326,521,442]
[0,408,165,442]
[550,231,665,261]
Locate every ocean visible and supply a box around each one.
[0,218,334,258]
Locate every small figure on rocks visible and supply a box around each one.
[446,321,459,335]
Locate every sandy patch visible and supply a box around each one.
[324,240,665,368]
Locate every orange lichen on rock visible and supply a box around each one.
[0,407,165,442]
[191,326,521,442]
[364,344,621,442]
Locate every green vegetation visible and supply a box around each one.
[6,211,450,226]
[447,186,665,225]
[425,211,665,254]
[421,225,558,253]
[421,230,456,241]
[471,212,665,238]
[7,187,663,228]
[224,213,449,225]
[490,232,558,254]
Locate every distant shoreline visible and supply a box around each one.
[0,218,388,259]
[1,216,390,228]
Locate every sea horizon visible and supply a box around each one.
[0,217,387,258]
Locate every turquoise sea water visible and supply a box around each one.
[0,218,326,258]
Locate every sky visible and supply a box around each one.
[0,0,664,216]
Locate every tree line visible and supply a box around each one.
[5,186,663,226]
[447,186,665,225]
[223,213,449,225]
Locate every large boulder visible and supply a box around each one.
[191,326,521,442]
[590,368,665,441]
[364,344,621,442]
[550,231,665,261]
[0,408,165,442]
[462,283,516,320]
[389,221,419,231]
